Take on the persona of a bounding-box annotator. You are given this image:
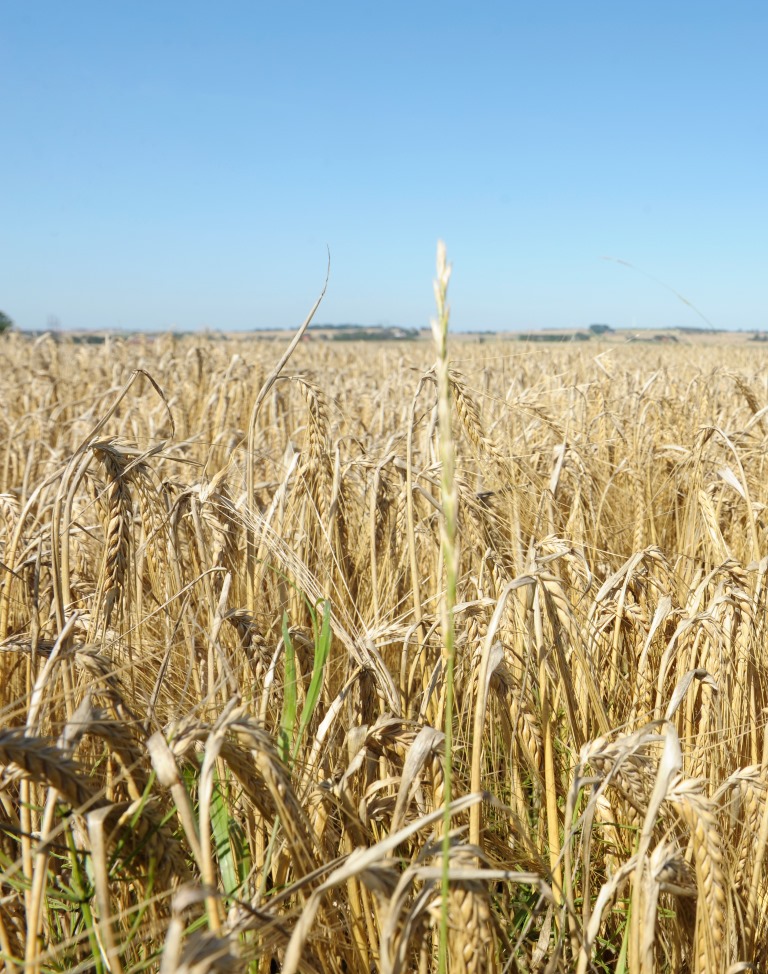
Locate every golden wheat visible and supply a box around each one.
[1,329,768,971]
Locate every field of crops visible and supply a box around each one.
[2,310,768,972]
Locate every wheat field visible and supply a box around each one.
[2,302,768,972]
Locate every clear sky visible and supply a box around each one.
[2,2,766,332]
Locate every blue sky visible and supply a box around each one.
[2,2,766,332]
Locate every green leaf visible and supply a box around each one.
[279,611,297,764]
[211,771,240,897]
[294,600,331,759]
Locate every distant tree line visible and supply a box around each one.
[518,332,592,343]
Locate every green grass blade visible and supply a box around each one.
[279,611,297,764]
[210,770,239,897]
[293,599,331,759]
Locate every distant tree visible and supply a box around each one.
[589,323,613,335]
[0,311,14,334]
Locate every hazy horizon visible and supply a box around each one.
[12,320,759,338]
